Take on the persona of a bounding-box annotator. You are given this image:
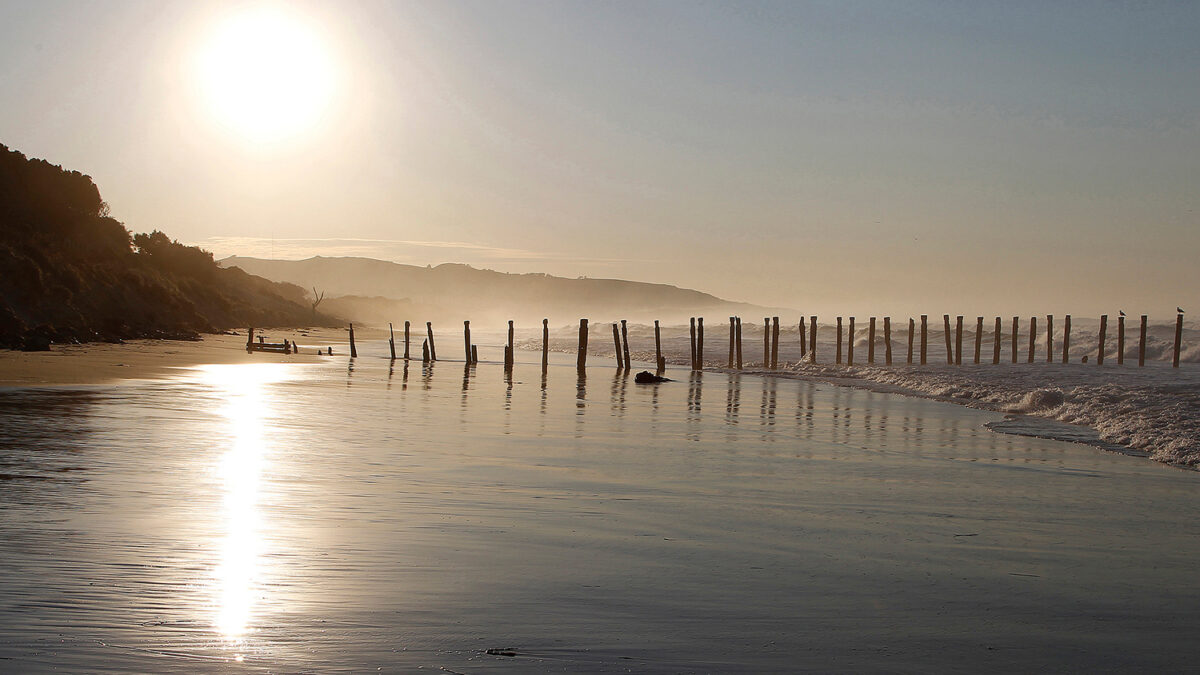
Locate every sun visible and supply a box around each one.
[195,5,336,143]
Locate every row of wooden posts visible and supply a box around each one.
[331,310,1187,371]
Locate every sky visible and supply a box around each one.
[1,0,1197,318]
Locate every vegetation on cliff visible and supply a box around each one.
[0,144,331,349]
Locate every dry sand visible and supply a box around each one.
[0,328,349,386]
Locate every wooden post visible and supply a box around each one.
[907,318,915,364]
[992,317,1001,364]
[613,323,625,368]
[735,317,743,369]
[506,320,515,370]
[422,339,429,363]
[246,327,254,353]
[809,316,817,363]
[798,318,807,357]
[1139,315,1147,367]
[573,319,588,369]
[621,319,632,368]
[836,317,843,365]
[1011,317,1019,364]
[727,317,735,368]
[1097,315,1108,365]
[349,323,358,359]
[763,318,771,368]
[974,316,983,364]
[1027,316,1036,363]
[847,317,856,366]
[689,318,697,370]
[389,322,397,360]
[1117,315,1125,365]
[1063,315,1071,364]
[464,321,472,363]
[655,320,664,368]
[920,315,928,365]
[954,315,963,365]
[404,321,411,360]
[471,344,478,364]
[868,317,876,364]
[1046,315,1054,363]
[697,317,705,370]
[426,322,436,361]
[770,317,779,369]
[542,318,549,370]
[883,317,892,365]
[943,315,953,365]
[1174,311,1183,368]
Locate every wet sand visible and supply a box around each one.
[0,328,339,386]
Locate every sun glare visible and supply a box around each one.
[196,5,336,143]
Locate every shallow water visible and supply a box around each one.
[1,351,1199,672]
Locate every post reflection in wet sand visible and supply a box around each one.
[195,364,290,650]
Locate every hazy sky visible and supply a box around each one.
[1,0,1197,317]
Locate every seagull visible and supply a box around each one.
[1180,307,1186,314]
[1119,310,1126,317]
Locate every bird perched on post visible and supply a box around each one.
[1119,310,1126,317]
[1179,307,1186,314]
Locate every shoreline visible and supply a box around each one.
[0,328,341,387]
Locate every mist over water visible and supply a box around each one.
[2,353,1199,672]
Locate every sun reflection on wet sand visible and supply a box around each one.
[194,364,292,646]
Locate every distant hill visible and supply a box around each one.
[0,144,333,349]
[218,256,791,326]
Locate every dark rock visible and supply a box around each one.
[635,370,671,384]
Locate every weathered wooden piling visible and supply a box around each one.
[974,316,983,364]
[954,315,963,365]
[621,319,632,368]
[655,320,663,368]
[868,317,876,364]
[349,323,358,359]
[422,339,430,363]
[847,317,855,366]
[426,322,436,361]
[770,317,779,369]
[992,317,1001,364]
[798,318,807,357]
[389,323,397,359]
[471,344,478,365]
[1174,311,1183,368]
[907,318,915,364]
[943,315,953,365]
[464,321,472,363]
[506,320,515,370]
[735,317,743,369]
[1027,316,1036,363]
[1139,315,1147,367]
[1118,314,1125,365]
[836,317,843,365]
[1097,315,1108,365]
[689,318,697,370]
[920,315,928,365]
[809,316,817,363]
[884,317,892,365]
[763,318,771,368]
[1063,315,1071,364]
[727,317,735,368]
[1046,315,1054,363]
[697,318,705,370]
[1011,317,1019,364]
[403,320,411,360]
[246,327,254,353]
[542,318,549,370]
[577,319,589,371]
[614,323,625,368]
